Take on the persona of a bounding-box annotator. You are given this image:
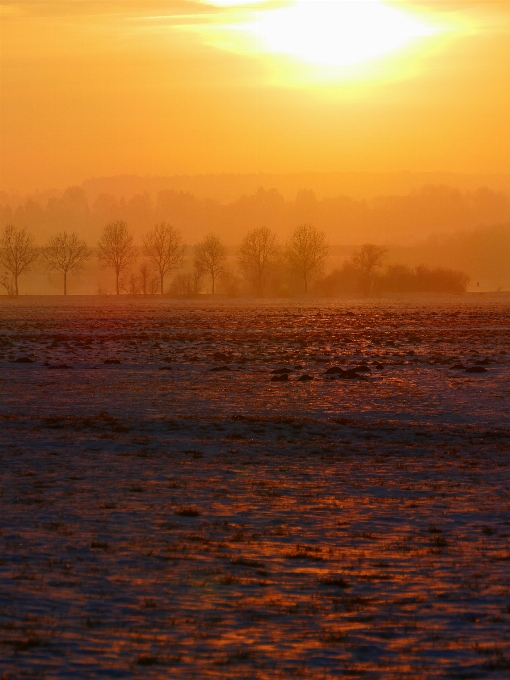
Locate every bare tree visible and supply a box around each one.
[238,227,280,296]
[170,269,204,295]
[143,223,185,295]
[349,243,387,296]
[98,221,136,295]
[121,271,141,295]
[0,224,39,296]
[285,224,328,294]
[139,261,159,295]
[1,273,16,296]
[194,234,227,294]
[43,231,90,295]
[189,266,204,294]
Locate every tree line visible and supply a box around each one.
[3,183,510,246]
[0,222,469,297]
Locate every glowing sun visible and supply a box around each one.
[249,0,438,67]
[198,0,445,80]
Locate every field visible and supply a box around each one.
[1,296,509,679]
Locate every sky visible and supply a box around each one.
[1,0,510,192]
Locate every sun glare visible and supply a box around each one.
[250,1,438,68]
[195,1,451,83]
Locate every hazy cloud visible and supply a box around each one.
[0,1,213,18]
[0,0,298,22]
[398,0,510,14]
[5,0,505,29]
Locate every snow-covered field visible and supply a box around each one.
[1,296,509,678]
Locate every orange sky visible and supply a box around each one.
[1,1,510,192]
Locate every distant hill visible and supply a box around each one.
[2,175,510,247]
[80,172,510,204]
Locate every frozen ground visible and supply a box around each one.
[0,296,509,679]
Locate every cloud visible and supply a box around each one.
[0,0,288,21]
[398,0,510,14]
[4,0,508,18]
[0,1,212,19]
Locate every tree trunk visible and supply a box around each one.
[116,271,120,295]
[161,274,164,295]
[64,271,67,296]
[15,274,19,296]
[211,275,215,295]
[304,273,308,294]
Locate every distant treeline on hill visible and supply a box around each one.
[1,183,510,245]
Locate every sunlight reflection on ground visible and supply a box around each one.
[1,297,509,677]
